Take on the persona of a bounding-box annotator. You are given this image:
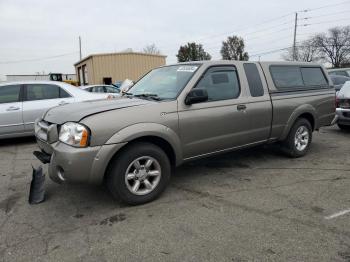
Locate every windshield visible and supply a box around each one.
[128,65,199,100]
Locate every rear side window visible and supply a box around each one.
[270,66,329,89]
[270,66,304,88]
[92,86,105,93]
[195,66,240,101]
[0,85,21,104]
[301,67,328,86]
[26,84,59,101]
[243,63,264,97]
[59,88,71,98]
[105,86,120,93]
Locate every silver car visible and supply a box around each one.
[0,81,111,139]
[80,85,120,95]
[336,81,350,130]
[328,68,350,77]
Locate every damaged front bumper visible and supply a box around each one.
[34,119,126,185]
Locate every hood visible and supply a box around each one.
[44,97,153,124]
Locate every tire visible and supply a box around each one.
[106,142,171,205]
[282,118,312,158]
[338,124,350,130]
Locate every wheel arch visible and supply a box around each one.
[103,122,182,175]
[279,105,317,141]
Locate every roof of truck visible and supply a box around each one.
[170,60,323,66]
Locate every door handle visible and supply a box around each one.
[58,101,68,106]
[237,104,247,111]
[6,106,20,111]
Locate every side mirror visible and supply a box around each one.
[185,88,208,105]
[120,79,134,94]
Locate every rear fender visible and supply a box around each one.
[280,104,318,141]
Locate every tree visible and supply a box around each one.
[143,44,161,55]
[282,38,321,62]
[221,36,249,61]
[176,42,211,62]
[313,26,350,68]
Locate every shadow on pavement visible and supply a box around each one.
[0,136,36,147]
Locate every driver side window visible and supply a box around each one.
[195,66,240,101]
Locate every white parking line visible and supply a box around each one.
[325,209,350,220]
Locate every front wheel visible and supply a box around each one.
[282,118,312,158]
[106,142,171,205]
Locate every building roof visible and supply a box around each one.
[6,73,75,76]
[74,52,167,66]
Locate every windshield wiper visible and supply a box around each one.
[121,92,133,96]
[134,94,161,101]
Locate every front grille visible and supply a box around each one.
[35,119,58,143]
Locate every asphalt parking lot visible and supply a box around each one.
[0,126,349,262]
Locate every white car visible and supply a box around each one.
[80,84,120,95]
[0,81,112,139]
[336,81,350,130]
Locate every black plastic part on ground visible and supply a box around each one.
[28,166,46,205]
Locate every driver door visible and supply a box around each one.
[178,66,252,159]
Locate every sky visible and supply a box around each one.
[0,0,349,76]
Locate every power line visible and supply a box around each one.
[162,1,350,53]
[250,43,350,58]
[303,18,350,26]
[297,0,350,13]
[299,10,350,20]
[192,13,294,42]
[0,52,79,64]
[250,47,291,58]
[203,34,294,53]
[159,12,294,51]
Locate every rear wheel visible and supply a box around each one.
[282,118,312,158]
[106,142,171,205]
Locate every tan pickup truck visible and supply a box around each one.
[34,61,335,205]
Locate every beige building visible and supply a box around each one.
[74,52,166,85]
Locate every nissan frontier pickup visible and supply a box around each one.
[34,61,335,205]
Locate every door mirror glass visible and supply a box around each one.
[185,89,208,105]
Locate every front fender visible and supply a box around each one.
[105,123,183,165]
[280,104,318,141]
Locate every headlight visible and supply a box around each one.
[59,122,89,147]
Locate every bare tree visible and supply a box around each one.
[282,38,321,62]
[143,44,161,55]
[314,26,350,68]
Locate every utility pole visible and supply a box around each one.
[79,36,82,60]
[292,12,298,61]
